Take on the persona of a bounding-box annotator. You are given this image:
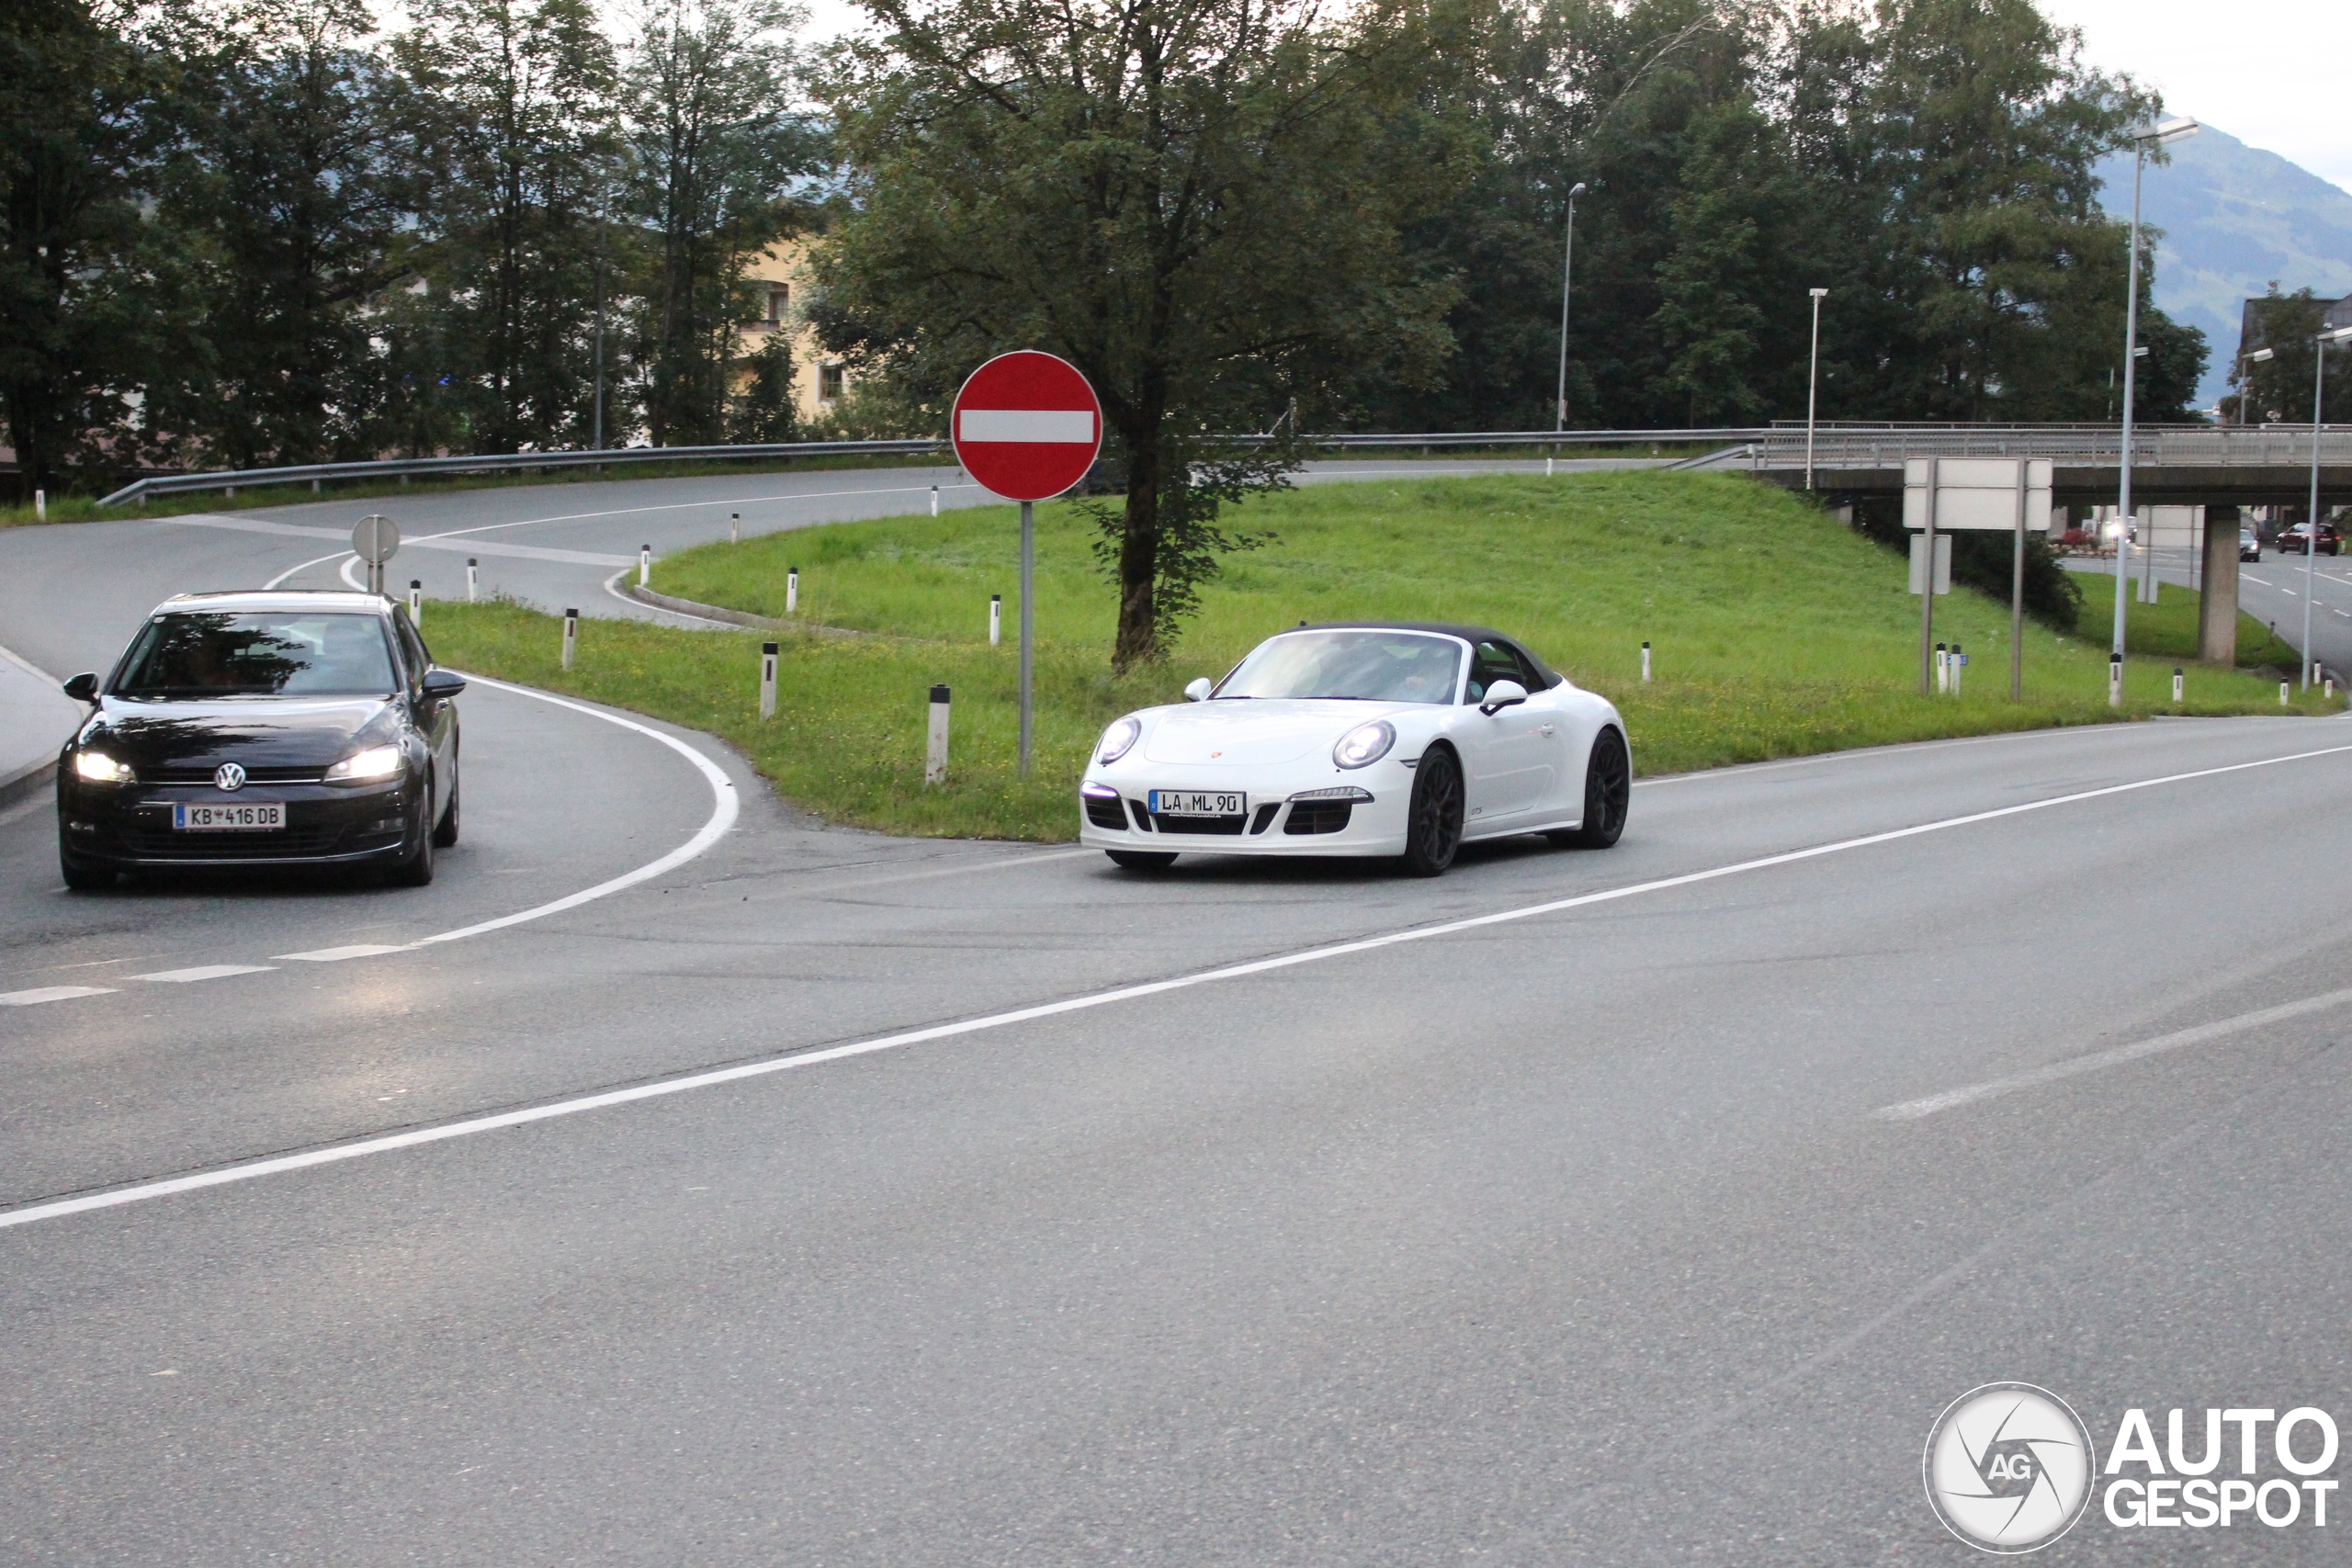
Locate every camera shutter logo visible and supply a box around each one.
[213,763,246,792]
[1924,1383,2095,1552]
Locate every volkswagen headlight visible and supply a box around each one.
[325,744,404,784]
[73,750,135,784]
[1098,716,1142,765]
[1333,719,1396,769]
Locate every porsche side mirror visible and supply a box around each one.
[420,669,467,698]
[1478,679,1528,716]
[1184,677,1213,702]
[62,671,98,704]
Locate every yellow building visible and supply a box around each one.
[738,235,848,426]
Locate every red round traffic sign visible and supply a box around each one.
[950,351,1103,502]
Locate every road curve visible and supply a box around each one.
[4,467,2348,1564]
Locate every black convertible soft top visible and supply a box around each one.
[1284,622,1565,690]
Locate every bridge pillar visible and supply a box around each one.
[2199,504,2242,666]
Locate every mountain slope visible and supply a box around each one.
[2097,125,2352,407]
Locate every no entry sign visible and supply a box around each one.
[951,351,1103,502]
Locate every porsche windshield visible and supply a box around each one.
[1215,630,1463,703]
[113,612,400,697]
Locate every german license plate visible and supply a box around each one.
[174,802,285,830]
[1149,789,1245,817]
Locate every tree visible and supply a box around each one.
[392,0,618,454]
[0,0,189,494]
[621,0,820,447]
[2230,288,2352,429]
[819,0,1474,668]
[165,0,413,468]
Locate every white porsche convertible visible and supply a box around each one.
[1079,623,1630,875]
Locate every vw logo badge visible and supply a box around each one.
[214,762,246,792]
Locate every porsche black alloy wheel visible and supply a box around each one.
[1400,746,1464,876]
[1552,727,1630,849]
[1106,850,1178,871]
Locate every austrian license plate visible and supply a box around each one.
[1149,789,1246,818]
[173,802,285,830]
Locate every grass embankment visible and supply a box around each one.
[2066,570,2304,669]
[422,471,2335,842]
[0,451,956,531]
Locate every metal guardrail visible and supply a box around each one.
[1671,424,2352,471]
[94,427,1785,507]
[99,423,2349,507]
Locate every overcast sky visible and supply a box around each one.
[2041,0,2350,191]
[784,1,2346,190]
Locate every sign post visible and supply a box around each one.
[352,514,400,598]
[1905,458,2052,701]
[950,351,1104,775]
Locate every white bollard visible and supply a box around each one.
[467,558,478,601]
[639,544,650,586]
[931,484,940,517]
[759,641,778,719]
[2111,654,2125,706]
[562,609,578,671]
[1951,641,1963,697]
[730,512,741,545]
[1545,456,1555,478]
[33,489,45,523]
[1936,641,1949,694]
[989,593,1001,646]
[409,580,422,626]
[1640,641,1651,682]
[786,567,797,614]
[2172,667,2183,703]
[2314,660,2324,690]
[2280,681,2290,706]
[925,684,950,784]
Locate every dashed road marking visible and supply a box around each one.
[130,964,277,983]
[275,944,413,963]
[2,986,119,1007]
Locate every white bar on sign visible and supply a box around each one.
[959,409,1095,444]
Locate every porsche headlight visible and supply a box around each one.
[325,744,404,784]
[1333,719,1396,769]
[1097,716,1142,765]
[73,750,135,784]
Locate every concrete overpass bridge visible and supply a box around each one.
[1672,423,2352,511]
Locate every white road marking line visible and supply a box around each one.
[2,986,119,1007]
[7,738,2352,1232]
[1876,985,2352,1121]
[401,479,977,541]
[276,944,413,963]
[412,675,737,945]
[130,964,277,983]
[337,554,368,592]
[264,549,353,590]
[2242,574,2271,585]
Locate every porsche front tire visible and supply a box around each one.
[1400,746,1464,876]
[1553,727,1630,850]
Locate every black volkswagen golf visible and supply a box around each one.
[56,591,463,889]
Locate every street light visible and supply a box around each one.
[1805,288,1829,491]
[1554,182,1589,434]
[2109,115,2199,705]
[2299,325,2352,689]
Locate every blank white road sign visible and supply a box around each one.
[1904,457,2053,532]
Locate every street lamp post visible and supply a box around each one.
[2300,327,2352,689]
[1554,182,1589,434]
[1805,288,1828,491]
[2109,116,2199,705]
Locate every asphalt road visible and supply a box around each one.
[5,470,2349,1564]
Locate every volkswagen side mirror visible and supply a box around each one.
[1478,679,1528,716]
[1184,677,1213,702]
[62,672,98,703]
[420,669,467,698]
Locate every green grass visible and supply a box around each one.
[0,451,957,531]
[2067,570,2303,670]
[417,471,2336,843]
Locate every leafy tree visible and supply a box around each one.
[391,0,618,453]
[164,0,413,468]
[620,0,820,447]
[2229,288,2352,428]
[818,0,1475,668]
[0,0,191,494]
[728,330,797,441]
